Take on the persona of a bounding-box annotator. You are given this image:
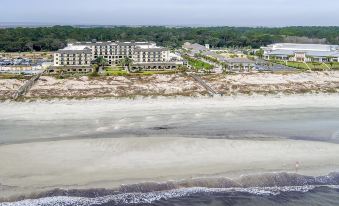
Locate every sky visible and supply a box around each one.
[1,0,339,27]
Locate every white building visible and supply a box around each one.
[224,58,256,72]
[262,43,339,62]
[182,42,209,56]
[53,41,181,71]
[54,45,92,67]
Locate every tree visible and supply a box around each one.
[239,63,244,72]
[92,56,107,72]
[255,49,264,59]
[118,57,133,71]
[1,26,339,52]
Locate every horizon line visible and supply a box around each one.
[1,22,339,29]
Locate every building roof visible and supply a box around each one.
[225,58,255,64]
[202,51,227,61]
[117,41,155,46]
[72,41,155,47]
[182,42,208,52]
[267,43,339,52]
[263,43,339,57]
[134,47,167,52]
[265,49,339,57]
[57,45,92,54]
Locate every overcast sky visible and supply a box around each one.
[1,0,339,26]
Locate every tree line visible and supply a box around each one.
[0,26,338,52]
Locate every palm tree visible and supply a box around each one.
[119,57,134,71]
[92,56,107,73]
[255,49,264,59]
[239,63,244,72]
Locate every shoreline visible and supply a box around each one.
[1,93,339,202]
[2,173,339,203]
[1,137,339,202]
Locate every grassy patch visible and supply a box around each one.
[104,67,128,76]
[182,55,213,71]
[286,61,309,70]
[306,62,328,71]
[0,74,29,80]
[326,62,339,70]
[105,70,129,76]
[271,60,339,71]
[131,70,177,76]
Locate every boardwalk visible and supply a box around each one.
[188,73,218,96]
[12,72,43,100]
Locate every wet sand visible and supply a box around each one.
[0,94,339,201]
[1,137,339,200]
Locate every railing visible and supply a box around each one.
[12,71,44,100]
[188,73,218,96]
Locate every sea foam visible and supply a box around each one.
[0,185,322,206]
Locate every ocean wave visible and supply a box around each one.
[1,172,339,206]
[0,185,327,206]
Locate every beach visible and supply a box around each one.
[0,94,339,202]
[1,71,339,100]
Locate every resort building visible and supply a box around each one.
[262,43,339,62]
[182,42,209,56]
[53,41,182,72]
[224,58,256,72]
[54,45,92,67]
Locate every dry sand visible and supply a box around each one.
[1,71,338,100]
[203,71,339,94]
[1,137,339,199]
[0,79,27,100]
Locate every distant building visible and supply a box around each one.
[53,41,182,72]
[224,58,256,72]
[262,43,339,62]
[182,42,209,55]
[203,51,227,62]
[54,45,92,67]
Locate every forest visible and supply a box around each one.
[0,26,338,52]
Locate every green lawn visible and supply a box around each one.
[191,60,213,70]
[104,67,128,76]
[326,62,339,70]
[132,70,177,75]
[306,62,328,71]
[0,73,28,79]
[183,55,213,70]
[271,60,339,71]
[286,61,310,70]
[270,60,285,65]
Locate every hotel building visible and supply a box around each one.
[53,41,182,72]
[262,43,339,62]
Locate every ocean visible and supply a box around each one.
[2,184,339,206]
